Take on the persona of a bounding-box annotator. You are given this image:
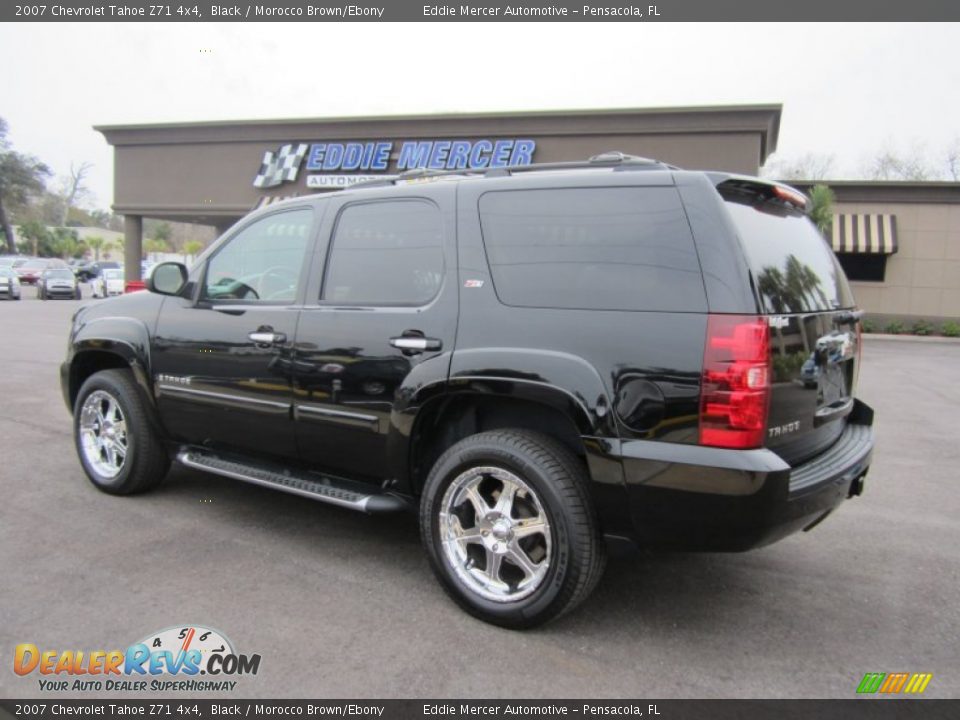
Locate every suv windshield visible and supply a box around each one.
[722,194,854,313]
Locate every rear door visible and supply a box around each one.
[719,184,860,465]
[291,185,458,482]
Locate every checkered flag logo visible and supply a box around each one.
[253,143,309,189]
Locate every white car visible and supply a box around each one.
[92,268,125,298]
[0,267,22,300]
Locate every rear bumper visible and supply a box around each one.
[613,400,874,551]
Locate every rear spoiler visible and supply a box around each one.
[706,173,809,212]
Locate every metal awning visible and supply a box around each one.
[831,213,898,254]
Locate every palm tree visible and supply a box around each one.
[86,236,105,261]
[182,240,204,263]
[808,184,836,236]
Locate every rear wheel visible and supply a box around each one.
[39,287,46,300]
[75,288,82,300]
[74,369,170,495]
[420,429,605,628]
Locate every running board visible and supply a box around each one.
[176,449,408,514]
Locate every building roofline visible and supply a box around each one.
[788,180,960,204]
[94,104,783,132]
[95,104,782,163]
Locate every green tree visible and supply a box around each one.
[86,235,105,261]
[144,237,170,259]
[808,184,836,236]
[182,240,204,261]
[17,220,52,256]
[0,118,52,253]
[51,227,82,258]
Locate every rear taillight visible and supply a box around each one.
[699,314,771,449]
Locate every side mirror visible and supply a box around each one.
[147,262,188,296]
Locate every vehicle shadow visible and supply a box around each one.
[154,464,769,640]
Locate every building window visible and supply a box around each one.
[835,253,888,282]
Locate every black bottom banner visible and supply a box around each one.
[0,700,957,720]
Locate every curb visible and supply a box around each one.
[864,333,960,344]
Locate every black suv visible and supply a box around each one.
[61,154,874,628]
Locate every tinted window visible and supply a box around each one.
[204,209,313,303]
[724,199,855,312]
[46,269,74,279]
[478,187,705,311]
[324,200,443,305]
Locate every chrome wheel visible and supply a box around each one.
[439,466,552,603]
[79,390,129,478]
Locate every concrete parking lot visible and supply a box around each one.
[1,285,958,699]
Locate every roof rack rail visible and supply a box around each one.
[344,151,673,191]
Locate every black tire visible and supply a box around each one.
[39,288,46,300]
[420,429,605,629]
[75,288,82,300]
[73,369,170,495]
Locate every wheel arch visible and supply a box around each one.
[66,317,156,419]
[403,388,593,497]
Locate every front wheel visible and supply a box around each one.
[420,429,605,629]
[74,369,170,495]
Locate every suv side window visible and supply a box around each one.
[323,200,443,306]
[478,187,706,312]
[203,209,313,303]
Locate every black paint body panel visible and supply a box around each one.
[60,166,876,553]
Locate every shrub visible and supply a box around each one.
[885,321,905,335]
[861,320,876,333]
[912,320,934,336]
[942,321,960,338]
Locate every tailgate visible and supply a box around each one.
[715,178,861,466]
[767,311,862,465]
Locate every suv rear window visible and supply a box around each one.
[478,187,705,312]
[723,195,854,313]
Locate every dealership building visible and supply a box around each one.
[97,104,959,322]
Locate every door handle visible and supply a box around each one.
[248,330,286,346]
[389,336,442,354]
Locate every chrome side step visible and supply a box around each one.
[177,449,408,514]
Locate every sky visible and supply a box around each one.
[1,22,958,209]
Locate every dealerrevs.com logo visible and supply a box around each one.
[14,625,261,692]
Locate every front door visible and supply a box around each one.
[292,190,458,482]
[152,206,317,461]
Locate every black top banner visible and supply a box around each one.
[3,0,960,22]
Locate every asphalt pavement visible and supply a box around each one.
[1,286,957,699]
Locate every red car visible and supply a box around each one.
[15,258,65,285]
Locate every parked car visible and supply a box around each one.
[14,258,51,285]
[38,267,82,300]
[77,261,120,282]
[0,267,22,300]
[60,154,875,628]
[91,268,124,298]
[0,255,19,269]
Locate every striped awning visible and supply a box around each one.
[831,213,898,254]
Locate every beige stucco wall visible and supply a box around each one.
[837,201,960,320]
